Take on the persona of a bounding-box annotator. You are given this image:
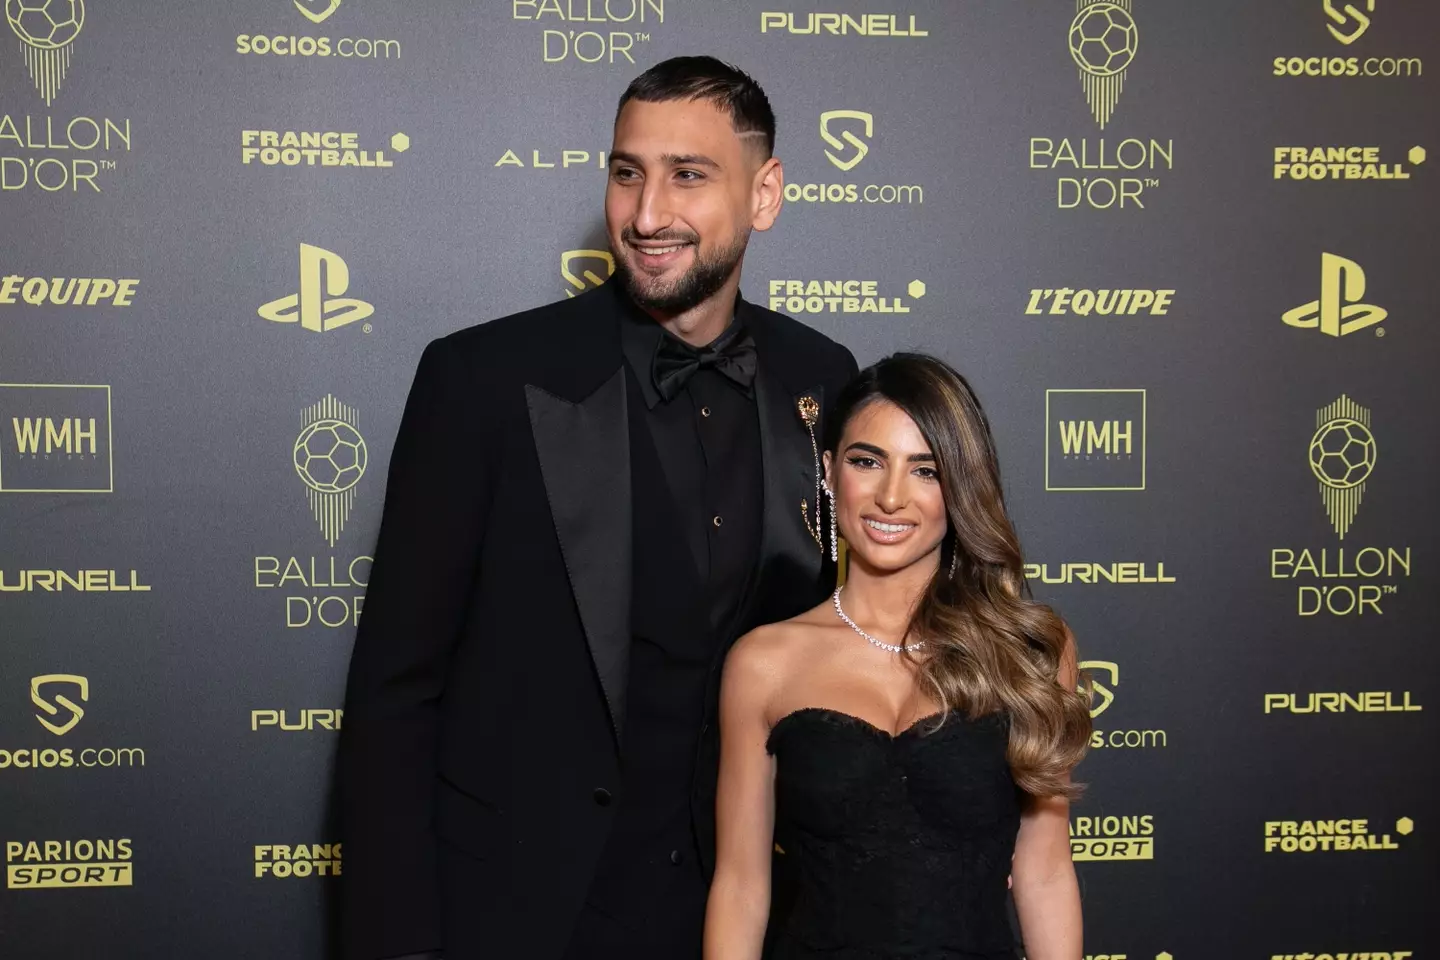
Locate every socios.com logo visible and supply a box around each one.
[1310,395,1375,540]
[1079,661,1117,718]
[1069,0,1138,129]
[260,244,374,333]
[295,0,342,24]
[820,110,872,172]
[294,396,367,547]
[31,674,87,736]
[1283,253,1387,338]
[561,249,614,297]
[1324,0,1373,45]
[6,0,83,105]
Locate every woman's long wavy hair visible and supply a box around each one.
[825,353,1091,799]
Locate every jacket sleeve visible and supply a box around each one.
[339,338,492,959]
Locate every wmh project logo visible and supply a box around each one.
[1045,389,1146,491]
[0,383,112,493]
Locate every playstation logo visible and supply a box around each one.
[1283,252,1387,337]
[259,243,374,333]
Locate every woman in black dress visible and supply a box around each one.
[705,354,1092,960]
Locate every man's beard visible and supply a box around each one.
[613,227,748,314]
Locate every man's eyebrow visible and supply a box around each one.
[661,152,720,169]
[607,151,721,170]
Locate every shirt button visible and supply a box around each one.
[701,406,712,418]
[670,849,684,866]
[712,516,723,528]
[593,788,612,807]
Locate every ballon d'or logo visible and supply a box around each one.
[294,396,367,547]
[1068,0,1138,130]
[5,0,84,106]
[1309,395,1375,540]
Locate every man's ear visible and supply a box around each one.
[752,156,784,232]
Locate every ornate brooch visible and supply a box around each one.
[797,395,822,549]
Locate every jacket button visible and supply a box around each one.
[593,788,612,807]
[670,849,684,865]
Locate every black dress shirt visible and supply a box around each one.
[619,307,764,635]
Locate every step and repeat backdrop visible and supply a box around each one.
[1,0,1436,957]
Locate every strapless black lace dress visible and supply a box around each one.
[765,707,1021,960]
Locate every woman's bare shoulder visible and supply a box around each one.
[726,599,838,678]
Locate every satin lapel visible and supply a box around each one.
[526,368,632,748]
[750,367,825,628]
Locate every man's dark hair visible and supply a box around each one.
[617,56,776,159]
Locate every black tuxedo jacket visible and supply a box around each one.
[338,282,857,960]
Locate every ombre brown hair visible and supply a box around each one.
[825,353,1091,799]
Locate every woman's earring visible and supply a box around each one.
[948,536,959,578]
[824,483,838,563]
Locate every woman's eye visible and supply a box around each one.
[846,456,879,469]
[915,466,938,481]
[611,167,639,181]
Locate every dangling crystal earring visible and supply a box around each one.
[948,536,959,578]
[824,483,838,563]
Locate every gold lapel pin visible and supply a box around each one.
[796,396,822,550]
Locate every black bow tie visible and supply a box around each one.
[652,323,758,402]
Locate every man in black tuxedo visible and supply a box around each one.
[339,56,857,960]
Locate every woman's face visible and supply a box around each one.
[824,399,949,574]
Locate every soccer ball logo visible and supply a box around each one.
[1069,2,1137,77]
[1309,417,1375,490]
[5,0,83,49]
[294,419,367,494]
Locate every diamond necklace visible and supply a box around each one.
[832,586,924,655]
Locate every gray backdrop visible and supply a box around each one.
[1,0,1436,957]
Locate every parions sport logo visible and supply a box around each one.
[6,838,132,888]
[236,0,400,61]
[1069,814,1154,860]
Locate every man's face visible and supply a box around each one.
[606,98,774,315]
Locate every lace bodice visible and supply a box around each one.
[766,707,1021,960]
